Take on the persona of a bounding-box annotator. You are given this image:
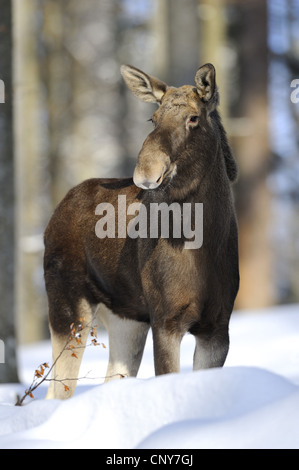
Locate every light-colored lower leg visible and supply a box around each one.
[46,299,93,399]
[98,305,149,382]
[193,333,229,370]
[152,328,181,375]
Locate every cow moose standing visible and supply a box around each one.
[44,63,239,399]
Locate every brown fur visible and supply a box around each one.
[44,64,239,398]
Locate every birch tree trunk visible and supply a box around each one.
[14,0,48,344]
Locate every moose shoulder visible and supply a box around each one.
[44,63,239,399]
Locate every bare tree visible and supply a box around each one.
[14,0,48,344]
[0,0,19,382]
[152,0,199,85]
[227,0,274,308]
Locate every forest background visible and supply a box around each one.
[0,0,299,382]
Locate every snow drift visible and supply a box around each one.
[0,304,298,449]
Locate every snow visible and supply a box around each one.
[0,304,299,449]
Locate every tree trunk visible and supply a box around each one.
[229,0,274,308]
[0,0,19,382]
[14,0,48,344]
[153,0,199,85]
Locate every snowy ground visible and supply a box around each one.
[0,304,299,449]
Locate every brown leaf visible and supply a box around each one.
[71,328,76,337]
[91,327,98,338]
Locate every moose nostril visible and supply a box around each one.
[156,173,164,184]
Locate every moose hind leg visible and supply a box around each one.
[193,326,229,370]
[98,305,150,381]
[152,327,182,375]
[46,298,93,400]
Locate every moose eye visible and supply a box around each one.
[186,115,200,129]
[189,115,199,124]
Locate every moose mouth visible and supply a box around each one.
[160,163,177,185]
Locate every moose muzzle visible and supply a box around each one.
[133,134,173,190]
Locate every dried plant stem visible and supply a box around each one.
[15,319,108,406]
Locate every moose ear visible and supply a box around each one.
[121,65,167,104]
[194,63,216,102]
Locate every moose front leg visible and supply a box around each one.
[152,327,182,375]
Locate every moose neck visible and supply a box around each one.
[164,126,221,203]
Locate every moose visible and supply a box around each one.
[44,63,239,399]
